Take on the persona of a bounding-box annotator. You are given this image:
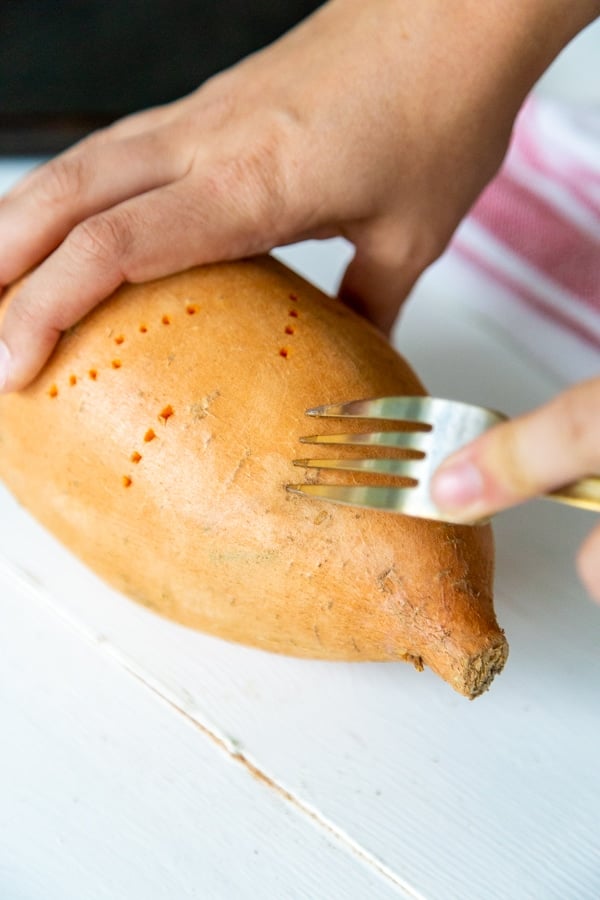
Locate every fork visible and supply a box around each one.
[286,396,600,525]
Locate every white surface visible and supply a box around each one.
[2,28,600,895]
[0,560,400,900]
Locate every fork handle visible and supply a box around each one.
[546,476,600,513]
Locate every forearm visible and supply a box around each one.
[465,0,600,93]
[311,0,600,123]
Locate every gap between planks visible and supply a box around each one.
[0,551,426,900]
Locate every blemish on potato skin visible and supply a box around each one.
[189,389,221,421]
[378,568,398,595]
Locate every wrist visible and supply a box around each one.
[485,0,600,88]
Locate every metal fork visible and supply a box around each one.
[286,396,600,525]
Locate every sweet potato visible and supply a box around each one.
[0,257,507,696]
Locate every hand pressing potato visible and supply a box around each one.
[0,0,596,391]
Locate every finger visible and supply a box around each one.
[5,104,182,202]
[338,230,425,334]
[0,129,186,287]
[0,171,276,392]
[431,377,600,521]
[78,103,183,148]
[576,522,600,604]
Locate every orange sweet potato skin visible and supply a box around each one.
[0,257,507,696]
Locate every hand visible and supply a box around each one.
[0,0,597,392]
[431,377,600,603]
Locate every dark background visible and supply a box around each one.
[0,0,322,154]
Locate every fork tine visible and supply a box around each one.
[306,396,507,431]
[287,483,414,512]
[306,396,441,422]
[291,397,507,524]
[286,483,489,525]
[293,457,422,479]
[299,431,432,451]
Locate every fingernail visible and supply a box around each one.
[432,460,484,510]
[0,339,10,391]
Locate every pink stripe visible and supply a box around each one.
[452,237,600,351]
[471,173,600,305]
[513,117,600,217]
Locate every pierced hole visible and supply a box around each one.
[289,293,298,302]
[139,324,148,333]
[186,304,199,316]
[69,375,77,387]
[48,384,58,398]
[89,369,98,381]
[131,451,142,464]
[162,315,171,326]
[112,359,122,369]
[284,325,295,335]
[122,476,133,488]
[115,335,125,345]
[289,309,299,318]
[144,429,156,443]
[279,348,289,359]
[159,404,174,422]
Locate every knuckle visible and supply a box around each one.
[4,290,65,350]
[5,282,70,337]
[556,383,600,470]
[489,423,533,497]
[39,155,86,206]
[72,125,113,151]
[6,293,40,333]
[247,135,287,221]
[187,73,238,126]
[202,120,290,238]
[67,214,132,268]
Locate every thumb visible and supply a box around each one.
[430,377,600,521]
[338,239,422,335]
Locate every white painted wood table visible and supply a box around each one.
[1,160,599,900]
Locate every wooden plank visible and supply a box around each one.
[0,565,405,900]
